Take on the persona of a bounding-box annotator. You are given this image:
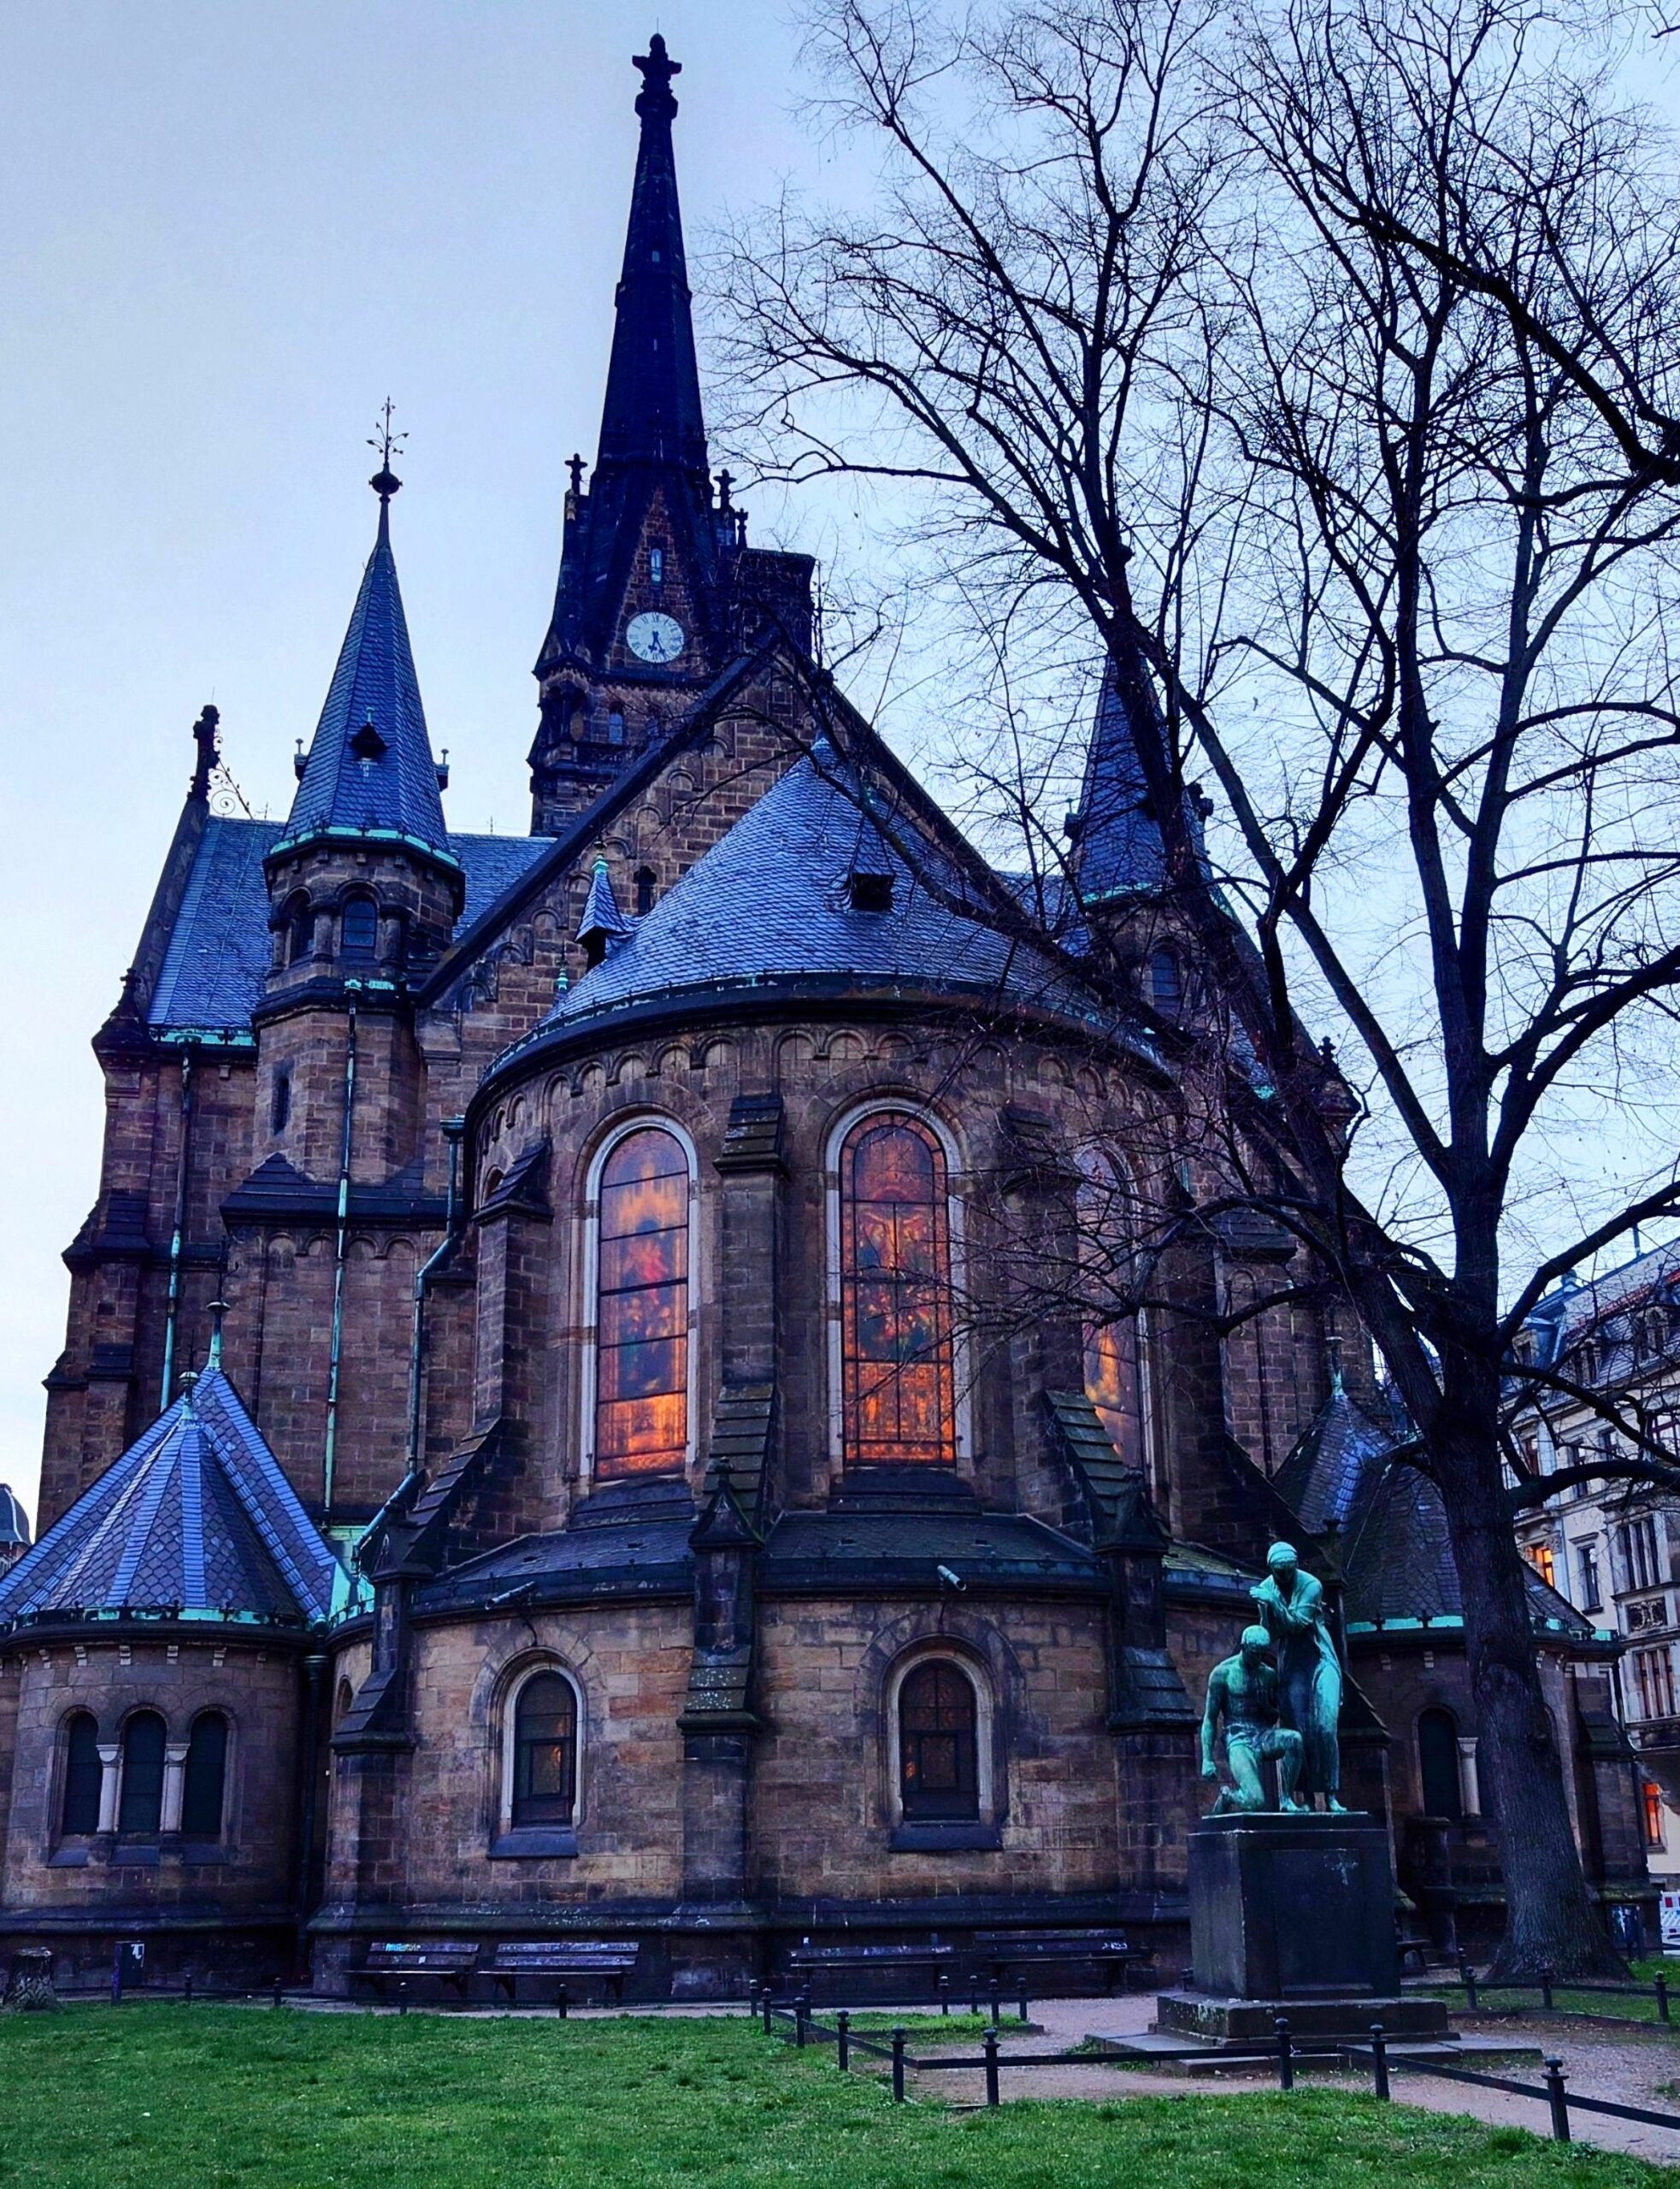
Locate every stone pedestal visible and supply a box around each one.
[1155,1810,1450,2047]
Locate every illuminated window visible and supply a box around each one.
[1077,1149,1144,1469]
[510,1672,578,1828]
[1524,1542,1556,1590]
[1646,1782,1667,1849]
[60,1713,101,1835]
[840,1112,956,1466]
[899,1661,978,1820]
[117,1710,166,1837]
[181,1713,227,1838]
[593,1127,690,1478]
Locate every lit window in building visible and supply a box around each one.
[510,1673,578,1828]
[899,1661,979,1820]
[840,1112,956,1466]
[1525,1543,1556,1590]
[1645,1781,1667,1850]
[593,1128,689,1478]
[1077,1149,1143,1470]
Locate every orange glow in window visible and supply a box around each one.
[594,1128,689,1478]
[840,1114,956,1466]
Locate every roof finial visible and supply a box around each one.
[191,704,221,803]
[634,32,681,121]
[368,398,405,519]
[568,452,586,498]
[207,1299,229,1371]
[179,1367,199,1414]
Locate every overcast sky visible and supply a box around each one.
[0,2,825,1523]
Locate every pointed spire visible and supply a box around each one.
[281,431,451,856]
[1069,652,1170,904]
[595,34,707,481]
[577,858,632,966]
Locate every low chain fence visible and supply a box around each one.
[1418,1959,1676,2030]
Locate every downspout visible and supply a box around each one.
[404,1116,466,1484]
[321,998,358,1515]
[158,1047,197,1407]
[292,1649,327,1979]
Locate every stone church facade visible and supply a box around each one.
[0,37,1651,1995]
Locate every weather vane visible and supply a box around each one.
[368,398,407,505]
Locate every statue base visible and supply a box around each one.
[1158,1808,1450,2048]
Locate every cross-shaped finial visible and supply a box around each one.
[569,452,586,497]
[634,32,681,121]
[716,469,734,512]
[368,398,406,506]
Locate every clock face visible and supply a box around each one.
[626,611,686,665]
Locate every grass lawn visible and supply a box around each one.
[1,2003,1675,2189]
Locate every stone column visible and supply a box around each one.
[96,1744,121,1833]
[161,1742,190,1834]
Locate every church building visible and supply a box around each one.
[0,37,1650,1995]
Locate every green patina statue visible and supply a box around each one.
[1200,1625,1306,1813]
[1252,1541,1346,1812]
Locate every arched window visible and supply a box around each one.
[608,710,627,746]
[181,1713,228,1838]
[340,894,378,960]
[270,1068,292,1136]
[117,1710,166,1837]
[285,894,314,966]
[634,865,656,915]
[839,1112,956,1467]
[1077,1149,1145,1470]
[899,1661,979,1820]
[510,1673,578,1828]
[1418,1707,1463,1820]
[60,1712,101,1835]
[593,1126,690,1478]
[1149,947,1182,1014]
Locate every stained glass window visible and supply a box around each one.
[840,1114,956,1466]
[181,1713,227,1838]
[512,1673,577,1827]
[341,894,378,960]
[899,1661,979,1820]
[594,1127,689,1478]
[1078,1151,1144,1468]
[61,1712,101,1835]
[117,1710,166,1836]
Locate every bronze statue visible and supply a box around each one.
[1200,1625,1306,1813]
[1252,1542,1345,1811]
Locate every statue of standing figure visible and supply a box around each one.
[1252,1542,1346,1812]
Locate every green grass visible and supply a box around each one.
[0,2003,1672,2189]
[1428,1969,1680,2030]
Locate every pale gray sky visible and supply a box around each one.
[0,2,817,1522]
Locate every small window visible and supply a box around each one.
[1524,1542,1556,1590]
[511,1673,577,1828]
[1646,1781,1667,1850]
[61,1712,102,1835]
[1417,1707,1462,1820]
[285,895,313,966]
[634,866,656,916]
[1149,947,1182,1013]
[608,711,626,746]
[340,894,378,960]
[1577,1540,1602,1612]
[117,1710,166,1837]
[899,1661,979,1821]
[270,1069,292,1136]
[848,871,893,913]
[649,546,664,587]
[181,1713,227,1838]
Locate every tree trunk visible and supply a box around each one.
[1433,1425,1624,1978]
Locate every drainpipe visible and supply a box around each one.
[158,1047,197,1407]
[404,1118,466,1485]
[293,1650,327,1979]
[321,1000,358,1515]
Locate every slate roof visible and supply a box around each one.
[1074,655,1169,901]
[762,1511,1101,1590]
[144,817,548,1035]
[0,1484,30,1551]
[280,491,451,856]
[0,1366,339,1628]
[527,746,1099,1041]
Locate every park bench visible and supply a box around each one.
[973,1929,1145,1994]
[786,1941,956,2003]
[486,1939,640,2009]
[350,1940,480,2006]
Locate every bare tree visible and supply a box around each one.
[715,0,1680,1972]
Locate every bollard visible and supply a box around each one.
[398,1980,410,2017]
[1658,1974,1671,2026]
[1459,1956,1479,2014]
[556,1985,569,2021]
[273,1977,285,2010]
[182,1974,193,2007]
[1369,2022,1389,2101]
[1541,1966,1555,2014]
[983,2027,1000,2109]
[1017,1980,1029,2025]
[762,1984,774,2034]
[1275,2015,1294,2092]
[939,1973,951,2017]
[987,1976,1001,2029]
[795,1992,810,2048]
[1544,2057,1571,2143]
[892,2026,908,2103]
[836,2009,851,2073]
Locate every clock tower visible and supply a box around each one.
[529,36,813,833]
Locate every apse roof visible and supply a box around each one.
[0,1366,339,1629]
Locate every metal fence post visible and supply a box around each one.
[273,1978,285,2010]
[939,1973,950,2016]
[1369,2023,1389,2101]
[1459,1956,1479,2014]
[1658,1974,1671,2026]
[1017,1980,1029,2025]
[987,1976,1001,2028]
[836,2009,850,2072]
[1544,2057,1571,2143]
[1541,1966,1555,2014]
[1276,2015,1294,2092]
[182,1974,193,2007]
[556,1985,569,2021]
[398,1981,410,2017]
[795,1992,809,2048]
[983,2027,1000,2109]
[761,1984,773,2033]
[892,2027,908,2103]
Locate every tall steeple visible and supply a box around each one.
[282,445,451,858]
